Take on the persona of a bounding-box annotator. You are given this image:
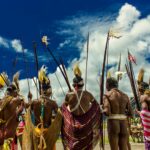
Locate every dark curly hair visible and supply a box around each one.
[106,77,118,89]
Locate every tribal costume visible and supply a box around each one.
[22,107,62,150]
[61,100,100,150]
[22,65,62,150]
[140,109,150,150]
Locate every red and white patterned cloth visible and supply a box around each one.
[61,100,101,150]
[140,109,150,141]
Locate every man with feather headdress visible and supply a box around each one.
[22,65,62,150]
[0,72,25,150]
[102,77,133,150]
[135,68,150,149]
[61,64,101,150]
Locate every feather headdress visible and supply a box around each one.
[137,68,144,84]
[38,65,49,84]
[73,63,84,88]
[0,72,8,87]
[12,71,20,91]
[73,63,82,77]
[41,36,49,46]
[107,71,111,78]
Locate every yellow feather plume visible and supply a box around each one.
[144,90,150,96]
[107,71,111,78]
[137,68,144,84]
[73,64,82,77]
[13,71,20,90]
[41,36,49,46]
[0,72,8,87]
[38,65,49,84]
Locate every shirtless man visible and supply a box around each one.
[139,81,150,110]
[61,64,101,149]
[22,65,61,150]
[0,84,24,149]
[103,77,133,150]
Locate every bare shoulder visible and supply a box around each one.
[31,99,39,104]
[11,97,23,105]
[30,99,41,108]
[46,99,58,108]
[140,95,149,103]
[108,89,129,100]
[117,89,129,101]
[84,90,94,98]
[105,90,114,97]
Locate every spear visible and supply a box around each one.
[100,31,110,150]
[117,53,121,82]
[22,47,31,101]
[32,78,39,99]
[33,42,41,96]
[85,32,89,91]
[42,39,72,92]
[125,51,140,110]
[43,48,65,96]
[12,56,18,75]
[59,57,72,91]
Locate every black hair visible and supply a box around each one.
[140,82,149,90]
[106,77,118,89]
[72,75,84,87]
[6,84,17,93]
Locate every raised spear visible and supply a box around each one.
[85,32,89,91]
[117,53,121,82]
[100,31,110,150]
[59,57,72,91]
[126,51,140,110]
[42,36,72,92]
[33,42,41,96]
[22,46,31,101]
[41,42,65,96]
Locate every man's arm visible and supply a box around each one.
[102,95,110,116]
[126,96,133,117]
[52,100,58,114]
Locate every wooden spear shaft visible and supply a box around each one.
[33,42,41,95]
[100,31,110,150]
[43,48,65,96]
[128,60,141,111]
[85,32,89,91]
[22,47,30,93]
[125,54,140,111]
[59,57,72,91]
[43,45,72,91]
[117,53,121,82]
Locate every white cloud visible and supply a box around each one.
[0,36,9,48]
[11,39,23,53]
[116,3,141,29]
[58,40,70,48]
[0,36,29,54]
[17,3,150,106]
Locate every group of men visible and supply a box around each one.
[0,64,149,150]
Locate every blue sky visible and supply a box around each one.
[0,0,149,80]
[0,0,150,103]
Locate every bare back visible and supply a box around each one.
[31,97,58,127]
[0,96,23,145]
[104,88,132,115]
[140,94,150,110]
[0,97,23,121]
[65,90,94,115]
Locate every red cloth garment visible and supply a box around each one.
[61,100,101,150]
[140,109,150,141]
